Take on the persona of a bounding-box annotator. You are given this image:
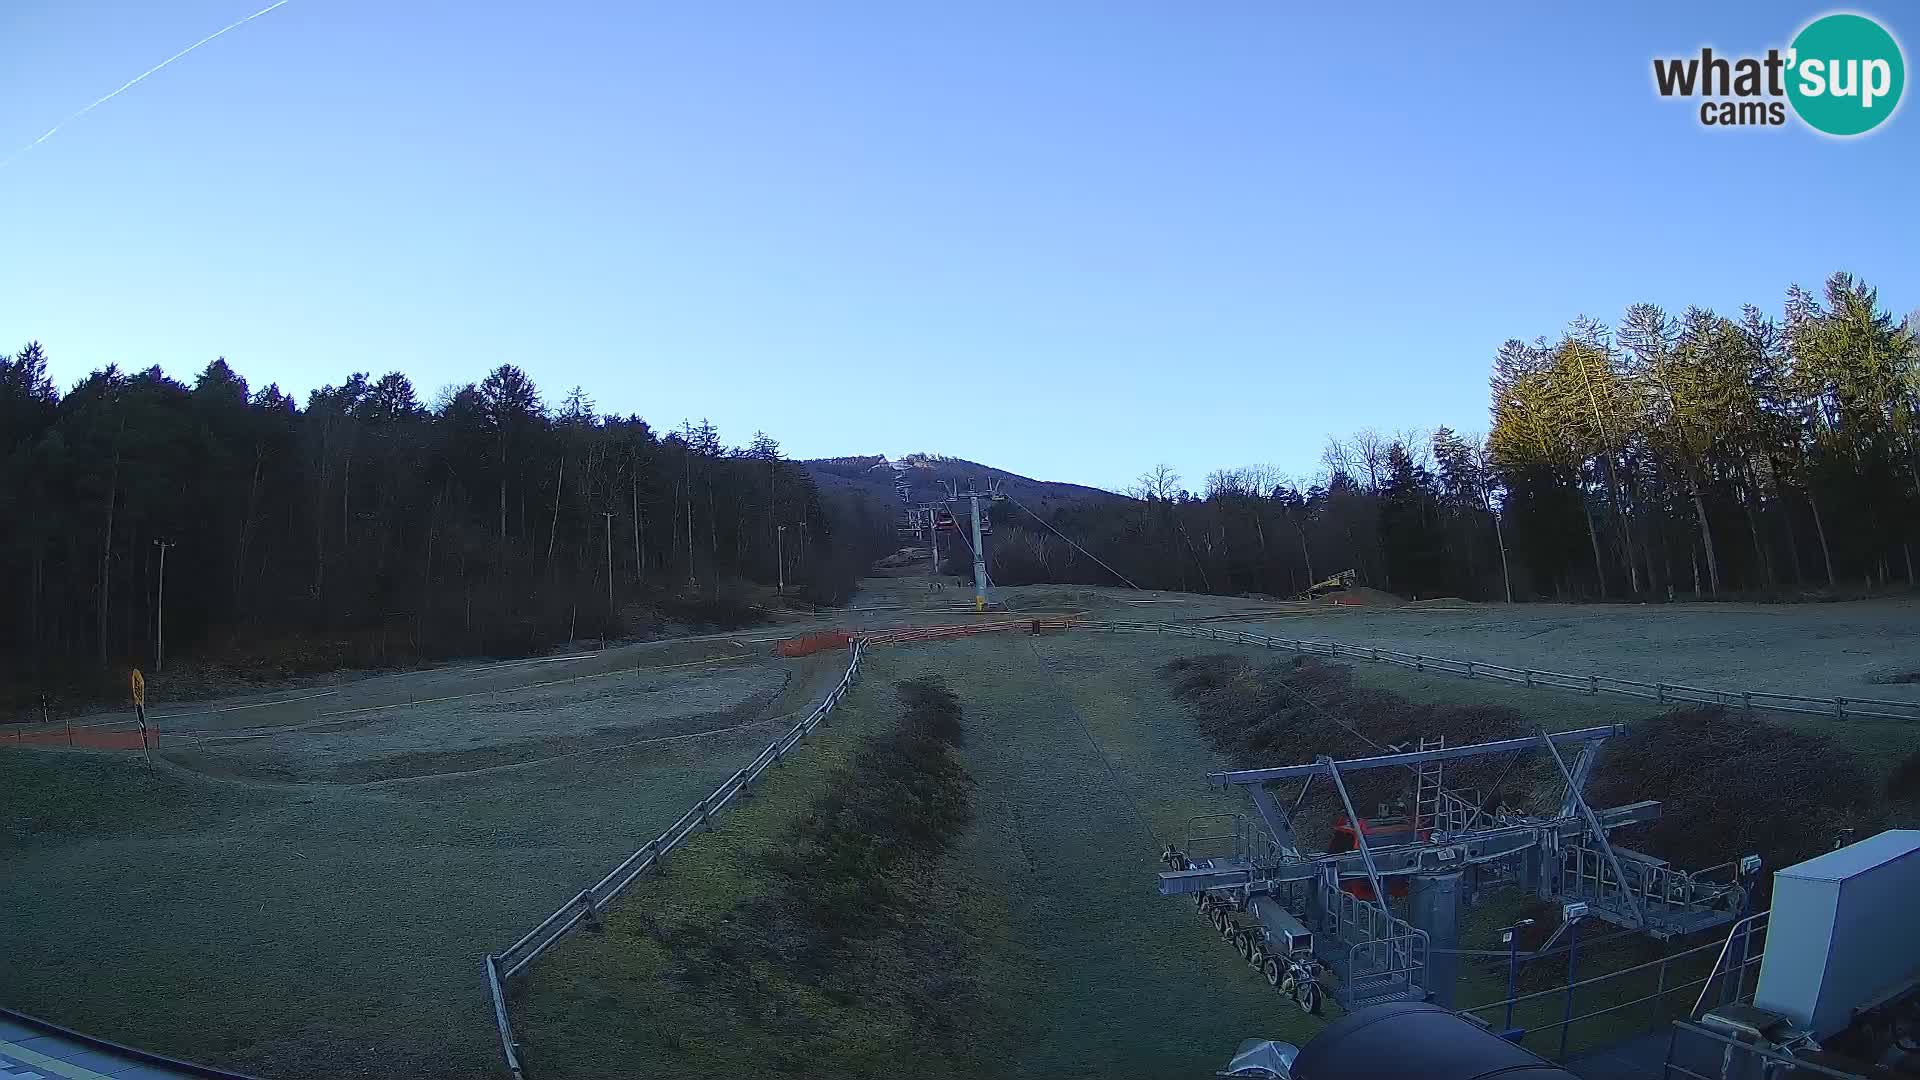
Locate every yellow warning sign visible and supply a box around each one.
[130,669,146,707]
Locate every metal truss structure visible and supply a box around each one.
[1159,725,1758,1013]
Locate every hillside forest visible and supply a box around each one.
[0,356,893,713]
[4,271,1916,712]
[989,273,1920,603]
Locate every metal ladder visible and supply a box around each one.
[1412,736,1445,834]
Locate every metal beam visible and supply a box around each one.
[1321,754,1393,926]
[1154,801,1661,897]
[1540,730,1645,928]
[1248,783,1300,857]
[1557,744,1599,820]
[1208,725,1626,786]
[1159,865,1256,895]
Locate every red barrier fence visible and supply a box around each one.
[1,720,154,751]
[776,621,1075,653]
[861,616,1076,646]
[775,631,854,657]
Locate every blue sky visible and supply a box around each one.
[3,1,1916,492]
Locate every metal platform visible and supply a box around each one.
[1160,727,1758,1012]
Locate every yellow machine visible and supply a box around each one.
[1302,569,1356,599]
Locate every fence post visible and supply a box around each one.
[1559,918,1580,1061]
[1657,683,1666,704]
[1370,647,1380,662]
[1467,662,1476,679]
[486,954,526,1080]
[1834,697,1846,721]
[1525,670,1535,688]
[1416,655,1425,671]
[1588,674,1598,696]
[1741,691,1752,716]
[1650,955,1668,1032]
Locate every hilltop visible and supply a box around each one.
[802,453,1125,516]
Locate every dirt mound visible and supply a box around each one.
[873,548,925,569]
[1588,709,1881,885]
[1324,586,1407,608]
[775,630,853,657]
[1162,654,1541,828]
[1161,655,1887,886]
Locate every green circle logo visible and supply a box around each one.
[1787,13,1905,136]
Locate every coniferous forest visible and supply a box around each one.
[6,272,1917,714]
[992,274,1920,604]
[0,353,893,713]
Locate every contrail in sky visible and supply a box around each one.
[1,0,294,170]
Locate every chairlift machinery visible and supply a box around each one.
[929,507,991,536]
[891,473,994,541]
[1159,727,1760,1014]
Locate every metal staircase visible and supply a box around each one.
[1319,755,1430,1009]
[1317,875,1430,1007]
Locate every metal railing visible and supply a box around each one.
[1561,845,1746,923]
[1662,1019,1866,1080]
[1321,877,1429,1002]
[1346,930,1429,994]
[1432,786,1482,834]
[1691,911,1770,1019]
[482,637,869,1080]
[1080,621,1920,724]
[1179,813,1254,865]
[1461,911,1769,1062]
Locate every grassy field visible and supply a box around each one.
[510,661,1022,1079]
[0,651,827,1080]
[506,624,1807,1078]
[9,578,1917,1079]
[1223,595,1920,704]
[1342,657,1919,787]
[515,634,1312,1079]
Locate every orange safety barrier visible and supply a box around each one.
[1,722,156,751]
[775,631,854,658]
[867,617,1077,645]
